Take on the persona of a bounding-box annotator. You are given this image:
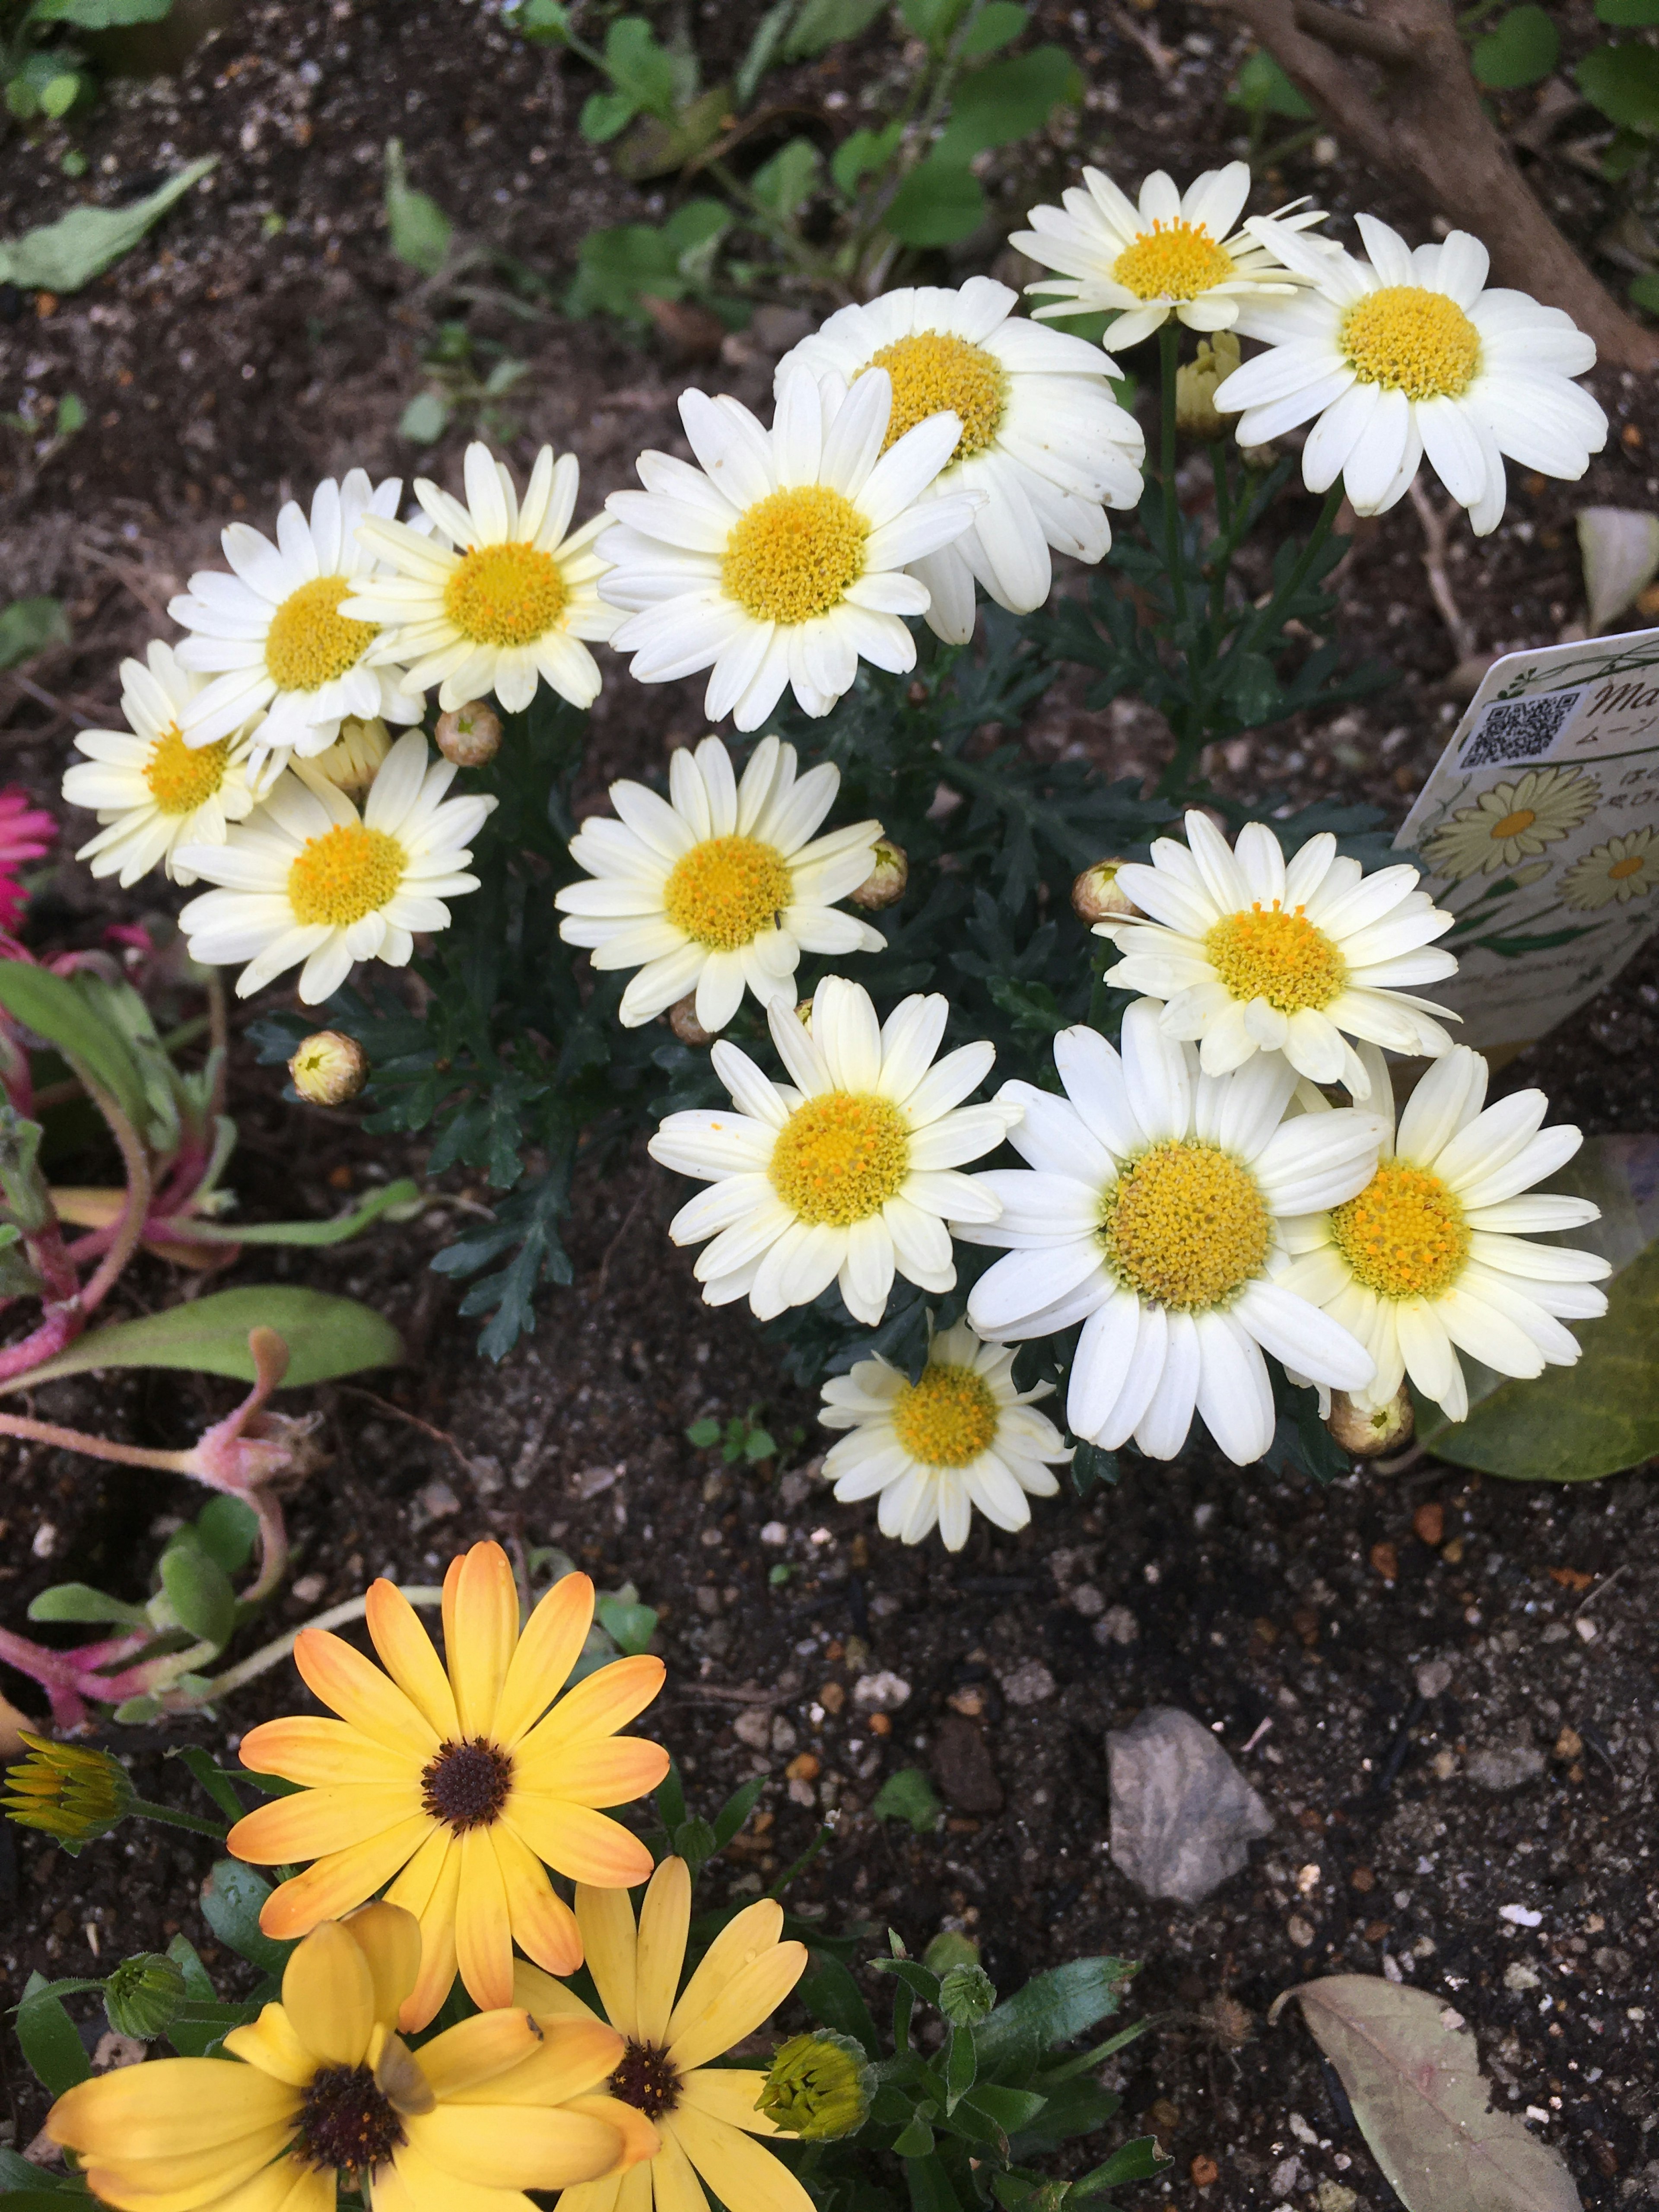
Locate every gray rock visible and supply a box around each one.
[1107,1707,1273,1907]
[1001,1659,1055,1707]
[1468,1742,1546,1792]
[1414,1656,1454,1699]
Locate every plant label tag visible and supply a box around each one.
[1394,627,1659,1049]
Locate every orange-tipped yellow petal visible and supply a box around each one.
[366,1577,461,1741]
[575,1879,640,2039]
[47,2060,294,2159]
[514,1958,601,2025]
[506,1798,655,1888]
[344,1899,423,2028]
[634,1855,691,2047]
[385,1824,462,2032]
[566,2093,661,2171]
[281,1919,376,2067]
[448,2016,624,2110]
[665,1898,782,2029]
[519,1736,672,1811]
[228,1783,423,1866]
[293,1627,438,1759]
[678,2067,777,2135]
[493,1570,594,1748]
[441,1541,519,1738]
[236,1716,414,1790]
[493,1817,584,1975]
[257,1814,434,1939]
[222,2001,315,2086]
[414,2007,544,2100]
[668,1943,808,2075]
[671,2104,816,2212]
[74,2132,297,2212]
[455,1822,515,2012]
[650,2114,711,2212]
[405,2102,628,2191]
[514,1655,667,1768]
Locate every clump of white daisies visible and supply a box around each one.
[51,161,1613,1552]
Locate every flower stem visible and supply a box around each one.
[127,1798,229,1841]
[1157,323,1189,630]
[200,1587,443,1703]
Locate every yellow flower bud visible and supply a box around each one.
[1325,1383,1414,1458]
[435,701,502,767]
[1174,330,1241,443]
[668,995,714,1048]
[307,716,391,798]
[850,837,908,912]
[3,1734,133,1844]
[1071,859,1140,925]
[289,1030,369,1106]
[760,2032,874,2140]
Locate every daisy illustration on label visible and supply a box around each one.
[1420,766,1600,883]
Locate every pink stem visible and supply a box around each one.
[76,1085,152,1320]
[0,1409,200,1472]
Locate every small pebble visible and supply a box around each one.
[759,1520,788,1547]
[1096,1604,1138,1646]
[1414,1656,1453,1699]
[1001,1659,1055,1707]
[852,1669,910,1712]
[1500,1903,1544,1927]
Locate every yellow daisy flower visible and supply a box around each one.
[1560,825,1654,909]
[515,1855,815,2212]
[229,1544,669,2031]
[1419,766,1599,881]
[46,1902,657,2212]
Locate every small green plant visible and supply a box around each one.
[687,1403,781,1462]
[872,1766,944,1834]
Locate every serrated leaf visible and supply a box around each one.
[384,139,452,275]
[199,1860,295,1977]
[1273,1977,1580,2211]
[0,158,216,292]
[1471,5,1559,88]
[8,1284,403,1392]
[159,1545,235,1648]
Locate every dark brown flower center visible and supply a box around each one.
[610,2040,682,2119]
[297,2064,405,2172]
[420,1737,513,1831]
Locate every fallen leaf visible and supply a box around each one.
[1548,1567,1593,1591]
[1270,1976,1580,2212]
[0,158,216,292]
[1577,505,1659,632]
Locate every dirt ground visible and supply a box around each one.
[2,3,1659,2208]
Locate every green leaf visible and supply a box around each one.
[39,74,82,118]
[899,0,967,43]
[15,1986,91,2096]
[742,1424,777,1461]
[831,121,904,194]
[199,1861,295,1977]
[0,959,150,1132]
[55,392,86,436]
[0,158,216,292]
[962,2083,1050,2131]
[902,2148,954,2211]
[1074,2138,1170,2191]
[799,1952,882,2057]
[28,1581,149,1627]
[28,0,173,22]
[581,88,639,142]
[384,139,452,276]
[1470,5,1559,88]
[973,1958,1137,2075]
[751,137,822,219]
[959,1,1027,54]
[937,46,1081,157]
[785,0,890,57]
[1597,0,1659,22]
[0,596,69,671]
[594,1593,658,1653]
[711,1774,766,1848]
[884,157,985,245]
[159,1545,236,1648]
[188,1176,423,1247]
[1227,48,1312,115]
[166,1934,218,2003]
[1578,41,1659,131]
[944,2021,977,2112]
[686,1417,721,1446]
[603,16,681,114]
[871,1767,942,1833]
[10,1284,404,1392]
[1632,270,1659,313]
[399,390,449,443]
[193,1496,259,1575]
[514,0,572,38]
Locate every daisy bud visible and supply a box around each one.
[1175,331,1240,443]
[1325,1384,1414,1458]
[2,1734,133,1843]
[938,1961,997,2026]
[850,837,908,912]
[435,700,502,768]
[759,2031,875,2140]
[668,995,714,1048]
[103,1952,187,2040]
[308,715,391,799]
[1071,859,1140,925]
[289,1030,369,1106]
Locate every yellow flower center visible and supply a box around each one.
[722,486,869,626]
[143,725,230,816]
[769,1091,909,1226]
[862,330,1007,461]
[1329,1158,1469,1300]
[1340,286,1481,402]
[1112,219,1236,302]
[1102,1140,1271,1311]
[1611,854,1646,880]
[890,1360,999,1468]
[1205,902,1348,1014]
[264,575,378,693]
[1491,808,1536,839]
[287,823,406,928]
[663,834,793,950]
[445,540,569,647]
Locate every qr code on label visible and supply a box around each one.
[1459,687,1585,769]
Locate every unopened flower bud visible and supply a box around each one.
[435,701,502,767]
[1071,859,1140,925]
[938,1961,997,2026]
[2,1734,133,1844]
[668,995,713,1047]
[850,837,908,912]
[308,715,390,798]
[289,1030,369,1106]
[760,2031,875,2140]
[103,1951,186,2039]
[1325,1383,1414,1458]
[1175,330,1241,443]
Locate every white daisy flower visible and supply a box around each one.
[61,640,262,889]
[647,975,1020,1325]
[960,1001,1383,1466]
[820,1319,1070,1552]
[345,441,620,715]
[1213,214,1607,533]
[167,470,423,773]
[774,277,1144,644]
[1009,162,1325,350]
[1096,813,1458,1101]
[554,734,884,1034]
[601,359,983,731]
[175,730,495,1004]
[1274,1043,1609,1423]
